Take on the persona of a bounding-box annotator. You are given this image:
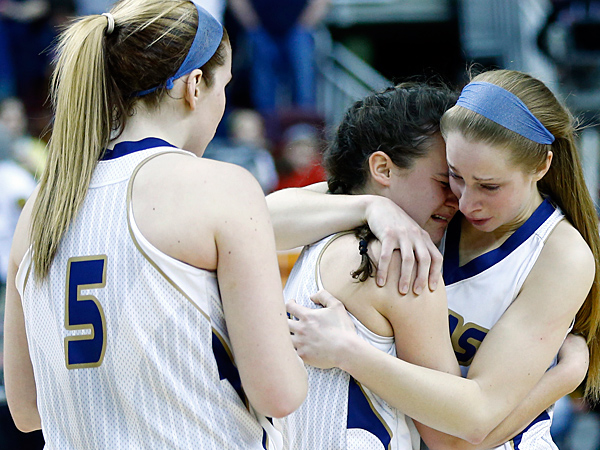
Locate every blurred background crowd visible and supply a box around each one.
[0,0,599,448]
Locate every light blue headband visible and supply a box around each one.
[136,1,223,96]
[455,81,555,145]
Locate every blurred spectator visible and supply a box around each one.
[204,108,279,193]
[0,97,46,178]
[198,0,226,22]
[0,1,54,123]
[228,0,330,116]
[70,0,115,15]
[0,122,36,292]
[275,122,326,190]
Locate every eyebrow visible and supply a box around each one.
[447,163,497,182]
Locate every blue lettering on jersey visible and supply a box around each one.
[347,377,392,447]
[448,310,489,366]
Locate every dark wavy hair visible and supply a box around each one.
[324,81,458,281]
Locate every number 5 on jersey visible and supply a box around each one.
[64,256,107,369]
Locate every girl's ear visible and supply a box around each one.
[184,69,204,110]
[368,151,394,188]
[535,150,553,181]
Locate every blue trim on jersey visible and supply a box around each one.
[100,137,176,161]
[443,199,556,285]
[347,377,392,448]
[211,333,247,404]
[511,410,551,449]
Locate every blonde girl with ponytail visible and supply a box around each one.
[4,1,306,448]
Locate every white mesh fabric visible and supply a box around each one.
[20,148,274,449]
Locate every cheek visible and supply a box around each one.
[449,178,461,197]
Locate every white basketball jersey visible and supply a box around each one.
[17,138,280,450]
[280,232,421,450]
[443,199,564,450]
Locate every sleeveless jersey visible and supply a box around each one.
[16,138,281,450]
[279,232,421,450]
[443,198,564,450]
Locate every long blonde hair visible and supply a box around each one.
[441,69,600,402]
[31,0,229,279]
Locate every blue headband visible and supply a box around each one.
[136,1,223,96]
[455,81,555,145]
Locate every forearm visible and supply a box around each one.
[337,336,502,443]
[420,357,580,450]
[266,187,372,250]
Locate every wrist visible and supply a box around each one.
[336,333,368,373]
[361,194,386,226]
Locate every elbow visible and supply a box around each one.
[421,428,486,450]
[9,410,41,433]
[438,407,494,445]
[251,372,308,419]
[253,389,306,419]
[7,396,41,433]
[460,414,494,445]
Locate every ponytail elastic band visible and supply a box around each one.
[135,1,223,96]
[456,81,555,145]
[102,12,115,35]
[359,239,369,256]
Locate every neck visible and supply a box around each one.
[460,190,544,257]
[109,100,205,156]
[492,191,544,238]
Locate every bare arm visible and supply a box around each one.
[4,193,41,432]
[133,156,307,418]
[421,333,589,449]
[266,184,442,294]
[213,166,308,417]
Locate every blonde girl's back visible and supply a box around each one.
[4,0,306,447]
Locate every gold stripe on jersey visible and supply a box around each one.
[64,254,108,369]
[126,150,210,321]
[22,257,32,293]
[314,231,354,287]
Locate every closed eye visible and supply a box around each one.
[449,169,462,180]
[481,184,500,191]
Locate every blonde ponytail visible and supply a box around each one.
[29,0,230,279]
[31,14,112,278]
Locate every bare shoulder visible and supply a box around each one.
[136,153,265,215]
[320,235,447,336]
[319,233,395,336]
[132,153,267,269]
[539,219,595,282]
[519,218,594,318]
